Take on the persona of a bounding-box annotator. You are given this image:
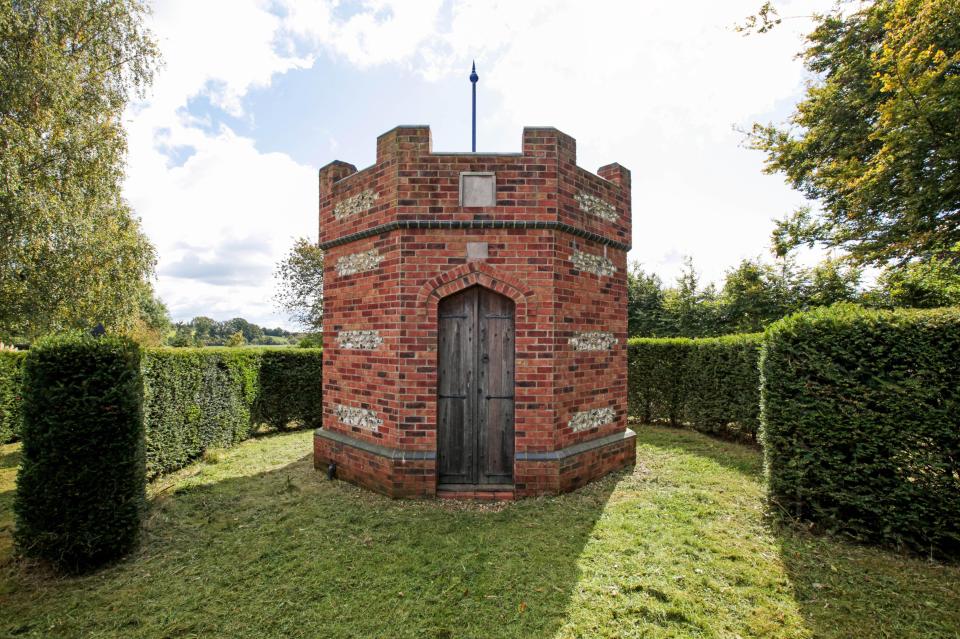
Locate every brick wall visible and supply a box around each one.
[315,126,635,498]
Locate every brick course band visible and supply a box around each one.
[314,428,436,460]
[516,428,636,461]
[318,219,630,251]
[568,406,616,432]
[570,331,617,351]
[333,404,382,431]
[336,330,383,350]
[315,427,634,464]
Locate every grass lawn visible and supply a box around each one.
[1,426,958,638]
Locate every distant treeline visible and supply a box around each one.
[629,254,960,338]
[169,316,312,347]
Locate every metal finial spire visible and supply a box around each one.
[470,61,478,152]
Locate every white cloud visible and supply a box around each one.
[125,0,839,328]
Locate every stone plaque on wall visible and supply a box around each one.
[460,172,496,207]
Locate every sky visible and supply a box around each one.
[124,0,836,329]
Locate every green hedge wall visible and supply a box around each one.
[627,335,762,440]
[686,334,762,441]
[14,334,144,571]
[142,347,323,478]
[761,305,960,557]
[0,351,25,443]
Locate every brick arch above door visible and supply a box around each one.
[417,262,534,323]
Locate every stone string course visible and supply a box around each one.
[568,407,616,433]
[337,330,383,350]
[571,249,615,277]
[569,331,617,351]
[574,191,617,222]
[336,249,383,277]
[334,404,382,432]
[333,190,378,220]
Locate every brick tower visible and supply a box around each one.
[313,126,636,498]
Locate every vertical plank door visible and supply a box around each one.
[437,286,515,486]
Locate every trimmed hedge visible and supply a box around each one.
[686,334,762,441]
[254,349,324,430]
[14,334,144,571]
[142,348,261,478]
[0,351,25,443]
[761,305,960,557]
[627,335,762,440]
[142,347,323,478]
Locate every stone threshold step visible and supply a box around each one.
[437,484,515,501]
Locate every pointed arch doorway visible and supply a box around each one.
[437,285,515,487]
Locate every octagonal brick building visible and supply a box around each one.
[313,125,636,498]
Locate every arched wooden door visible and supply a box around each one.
[437,286,515,486]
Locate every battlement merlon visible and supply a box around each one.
[318,125,632,249]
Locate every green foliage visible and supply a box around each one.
[296,333,323,348]
[626,338,690,426]
[628,256,864,338]
[686,334,762,442]
[761,304,960,557]
[872,253,960,308]
[274,237,324,332]
[169,316,293,347]
[0,1,160,341]
[142,347,322,478]
[750,0,960,266]
[0,351,25,443]
[253,349,324,430]
[626,266,667,337]
[627,336,762,440]
[14,333,144,571]
[226,330,246,347]
[142,348,261,478]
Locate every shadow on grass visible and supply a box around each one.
[1,448,621,639]
[774,528,960,638]
[0,448,19,471]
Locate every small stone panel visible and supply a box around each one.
[574,191,617,222]
[568,406,616,433]
[334,404,382,432]
[337,330,383,350]
[333,190,378,220]
[571,249,615,277]
[336,249,383,277]
[570,331,617,351]
[460,172,496,207]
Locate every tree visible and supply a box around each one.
[873,254,960,308]
[661,257,725,337]
[748,0,960,267]
[626,265,667,337]
[127,284,171,345]
[274,237,324,333]
[797,258,862,308]
[720,258,795,333]
[0,1,161,341]
[226,331,246,347]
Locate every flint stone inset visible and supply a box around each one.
[571,249,615,277]
[337,330,383,350]
[570,331,617,351]
[574,191,617,222]
[333,190,378,220]
[334,404,382,432]
[336,249,383,277]
[568,406,616,433]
